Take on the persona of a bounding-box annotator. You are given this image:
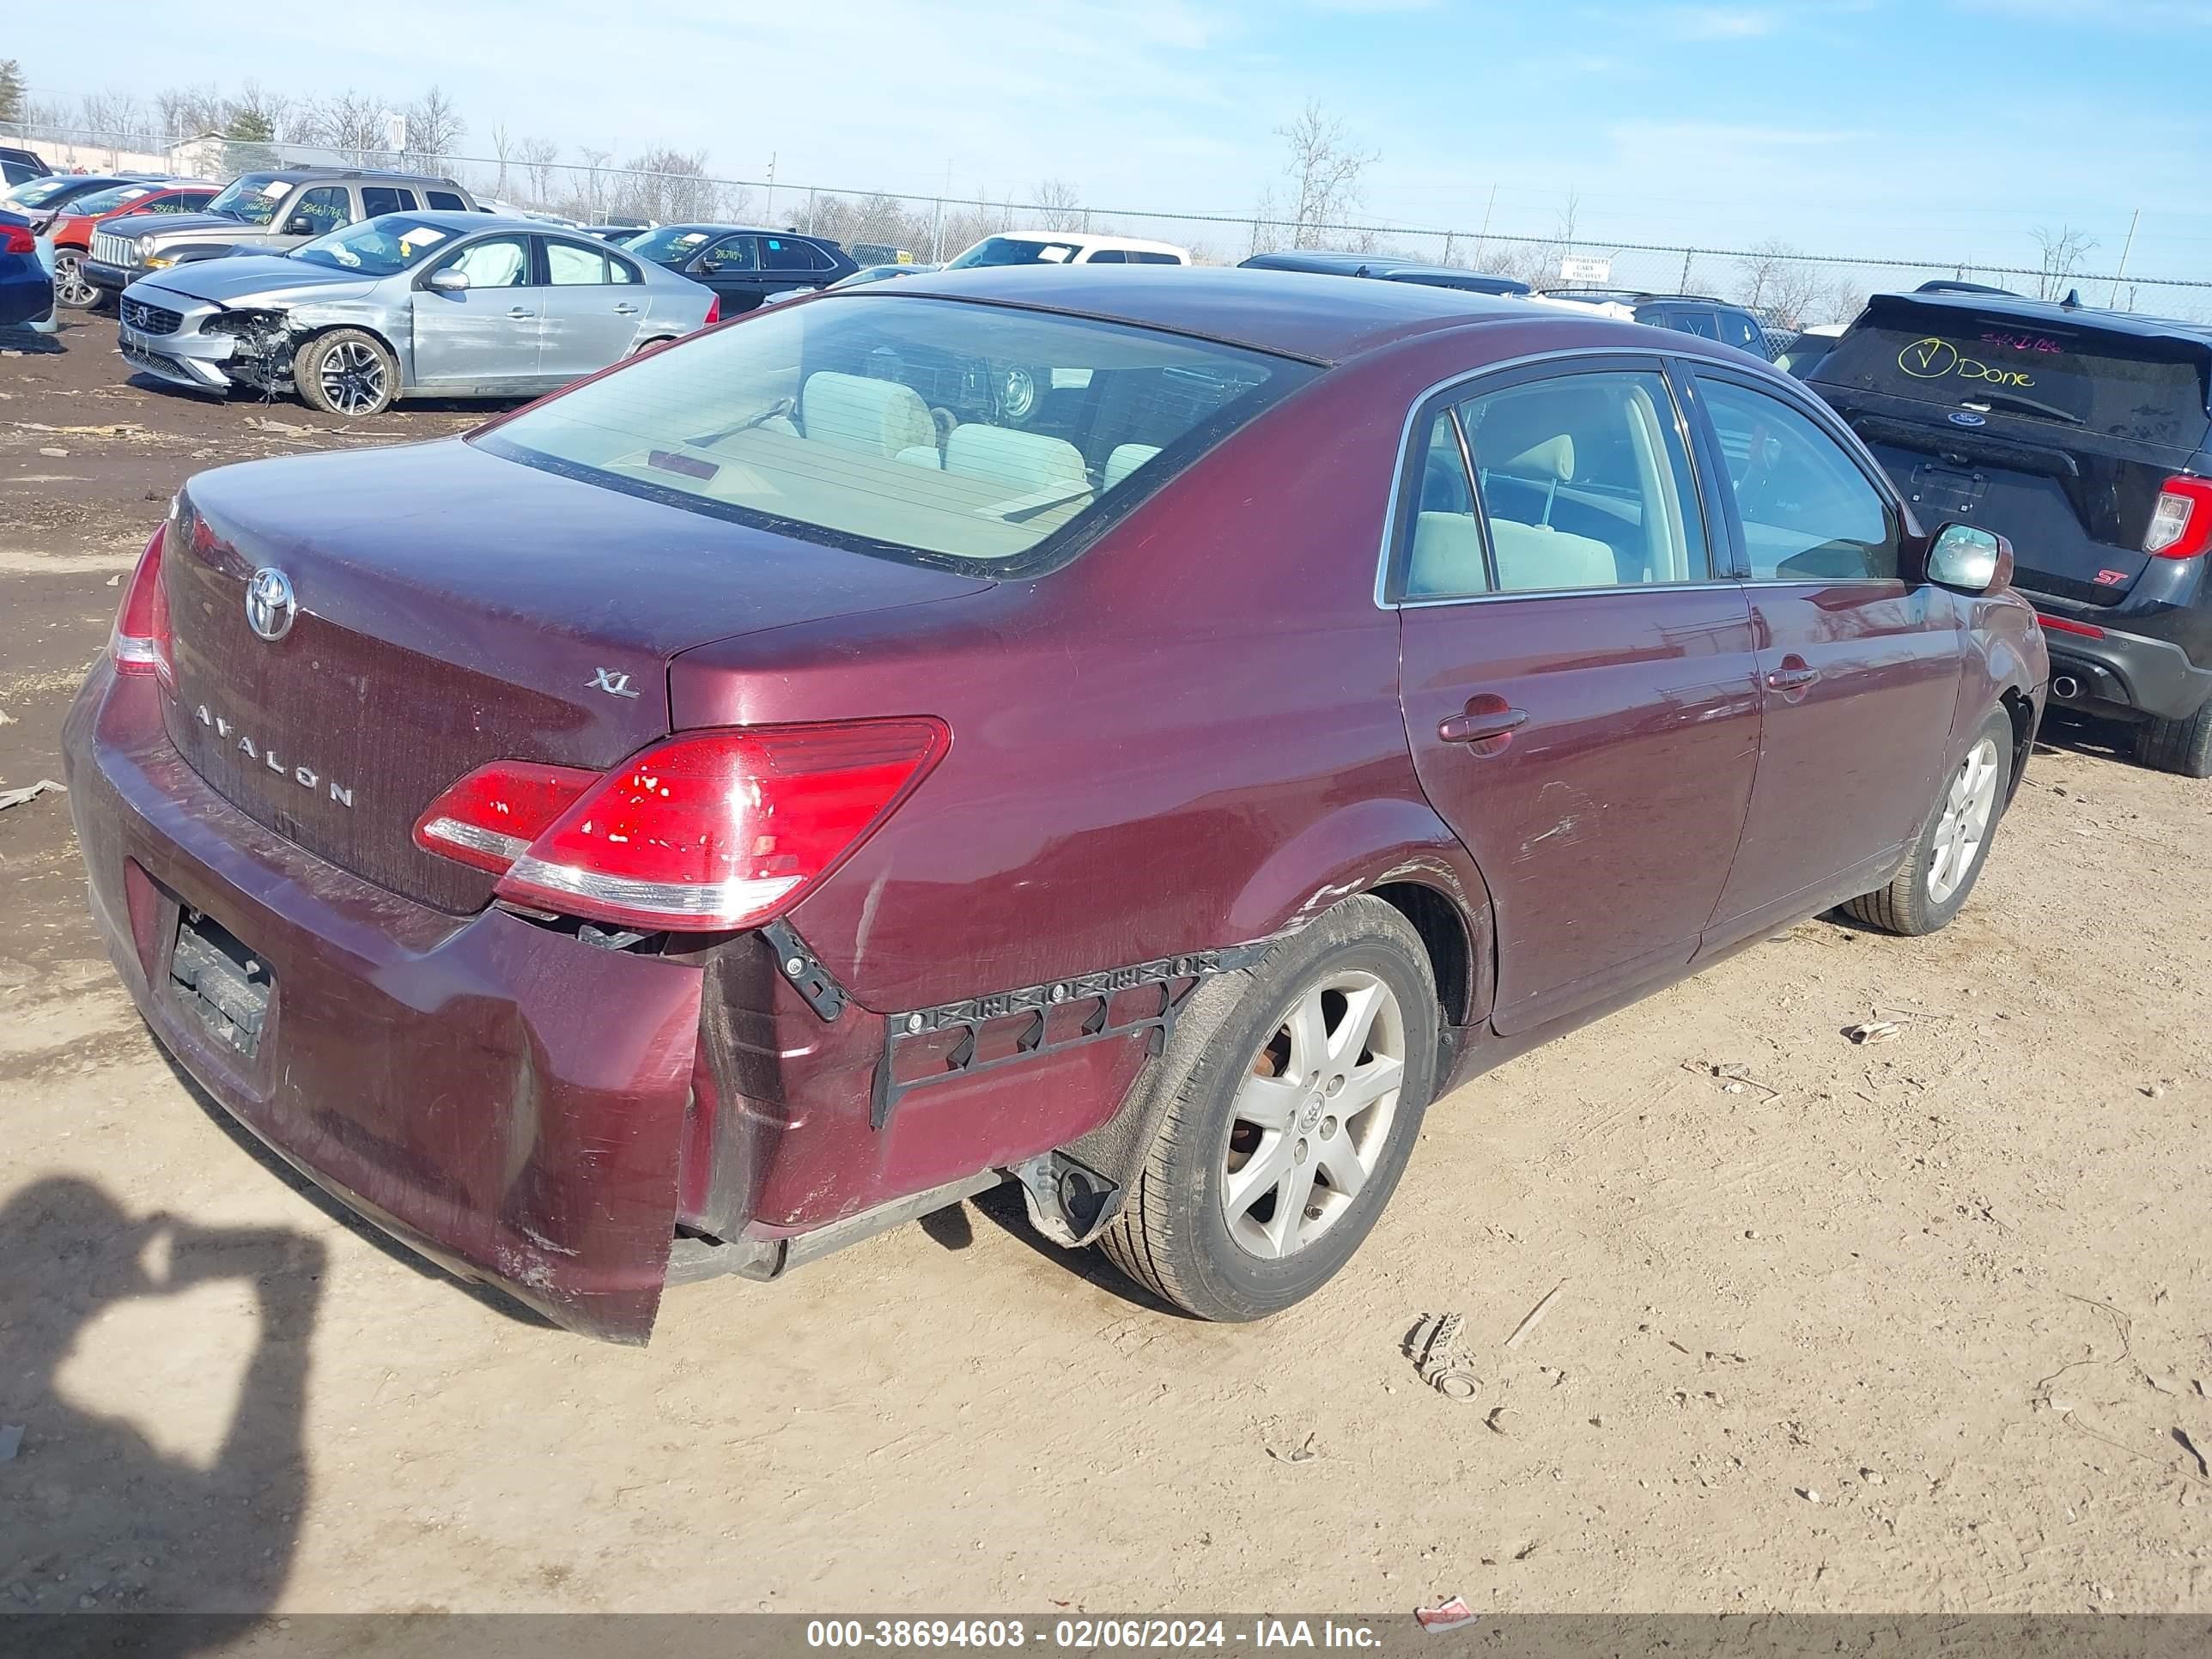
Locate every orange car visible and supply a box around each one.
[45,179,219,310]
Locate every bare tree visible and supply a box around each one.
[298,89,390,164]
[1030,177,1083,231]
[490,123,514,198]
[2031,224,2097,301]
[516,137,561,208]
[404,86,466,165]
[615,146,716,223]
[1733,238,1822,325]
[76,91,149,143]
[1270,100,1376,249]
[155,82,225,140]
[575,146,613,222]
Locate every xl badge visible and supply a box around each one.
[588,667,640,699]
[244,567,297,641]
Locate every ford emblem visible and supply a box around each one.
[1948,410,1988,428]
[244,567,297,642]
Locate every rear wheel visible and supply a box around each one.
[2132,698,2212,778]
[52,247,99,309]
[1097,895,1438,1321]
[1841,708,2012,936]
[294,329,398,419]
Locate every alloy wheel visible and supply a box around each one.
[1928,736,2001,905]
[318,341,388,416]
[52,251,99,309]
[1219,970,1407,1261]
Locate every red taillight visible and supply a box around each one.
[413,760,601,875]
[415,719,949,932]
[702,296,720,328]
[110,524,172,683]
[2146,477,2212,560]
[0,224,33,256]
[2037,612,2105,640]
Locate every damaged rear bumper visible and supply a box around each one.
[63,661,705,1343]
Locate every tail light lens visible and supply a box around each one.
[2037,612,2106,640]
[109,524,172,683]
[702,296,720,328]
[0,224,33,256]
[414,719,949,932]
[2145,477,2212,559]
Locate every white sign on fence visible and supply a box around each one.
[1559,255,1613,284]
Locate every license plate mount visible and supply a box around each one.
[169,908,275,1060]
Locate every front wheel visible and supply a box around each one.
[1097,895,1439,1321]
[1841,708,2012,936]
[2133,698,2212,778]
[293,328,398,418]
[52,247,100,309]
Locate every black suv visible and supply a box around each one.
[1810,289,2212,775]
[1533,289,1775,360]
[623,224,856,313]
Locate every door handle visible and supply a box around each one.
[507,307,535,320]
[1765,666,1820,690]
[1438,702,1529,745]
[613,302,641,315]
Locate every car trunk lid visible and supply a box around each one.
[1811,294,2212,605]
[160,436,989,914]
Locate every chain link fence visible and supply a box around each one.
[9,118,2209,328]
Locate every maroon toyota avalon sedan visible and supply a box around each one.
[64,267,2047,1341]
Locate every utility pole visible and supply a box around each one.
[931,159,950,262]
[2110,208,2140,308]
[764,151,776,222]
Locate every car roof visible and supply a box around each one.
[849,264,1550,364]
[1865,287,2212,344]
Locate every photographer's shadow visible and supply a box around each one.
[0,1176,321,1656]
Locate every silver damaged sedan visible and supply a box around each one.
[115,212,720,417]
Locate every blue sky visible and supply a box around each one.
[10,0,2212,277]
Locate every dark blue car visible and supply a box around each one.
[0,210,56,330]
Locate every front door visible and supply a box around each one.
[1687,369,1964,939]
[1392,361,1764,1036]
[537,237,646,380]
[410,233,540,390]
[689,233,763,312]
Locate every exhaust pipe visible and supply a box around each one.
[2051,675,2081,701]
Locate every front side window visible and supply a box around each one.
[545,240,611,286]
[360,186,416,216]
[1409,368,1708,597]
[698,234,757,271]
[289,185,350,235]
[156,192,215,214]
[478,294,1314,570]
[1698,377,1899,581]
[443,234,532,289]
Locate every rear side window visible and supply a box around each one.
[762,237,830,272]
[1699,377,1899,581]
[1402,369,1708,599]
[479,295,1315,571]
[426,191,468,211]
[1718,310,1768,356]
[1815,301,2212,447]
[361,186,416,216]
[1127,251,1182,265]
[545,240,611,285]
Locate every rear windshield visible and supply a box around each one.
[478,292,1314,572]
[1814,298,2212,447]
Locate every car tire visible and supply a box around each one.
[1097,895,1439,1322]
[52,247,99,310]
[1840,708,2013,936]
[2132,698,2212,778]
[293,328,398,419]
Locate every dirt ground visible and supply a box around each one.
[3,315,2211,1621]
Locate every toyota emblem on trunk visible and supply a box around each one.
[244,568,297,642]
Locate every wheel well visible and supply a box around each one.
[1999,688,2035,800]
[1370,881,1474,1026]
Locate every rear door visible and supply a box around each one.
[758,234,835,301]
[1391,358,1763,1035]
[537,237,644,378]
[1686,366,1963,939]
[410,231,542,389]
[1810,295,2212,605]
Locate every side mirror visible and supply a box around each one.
[427,268,470,293]
[1927,522,2011,594]
[283,216,316,237]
